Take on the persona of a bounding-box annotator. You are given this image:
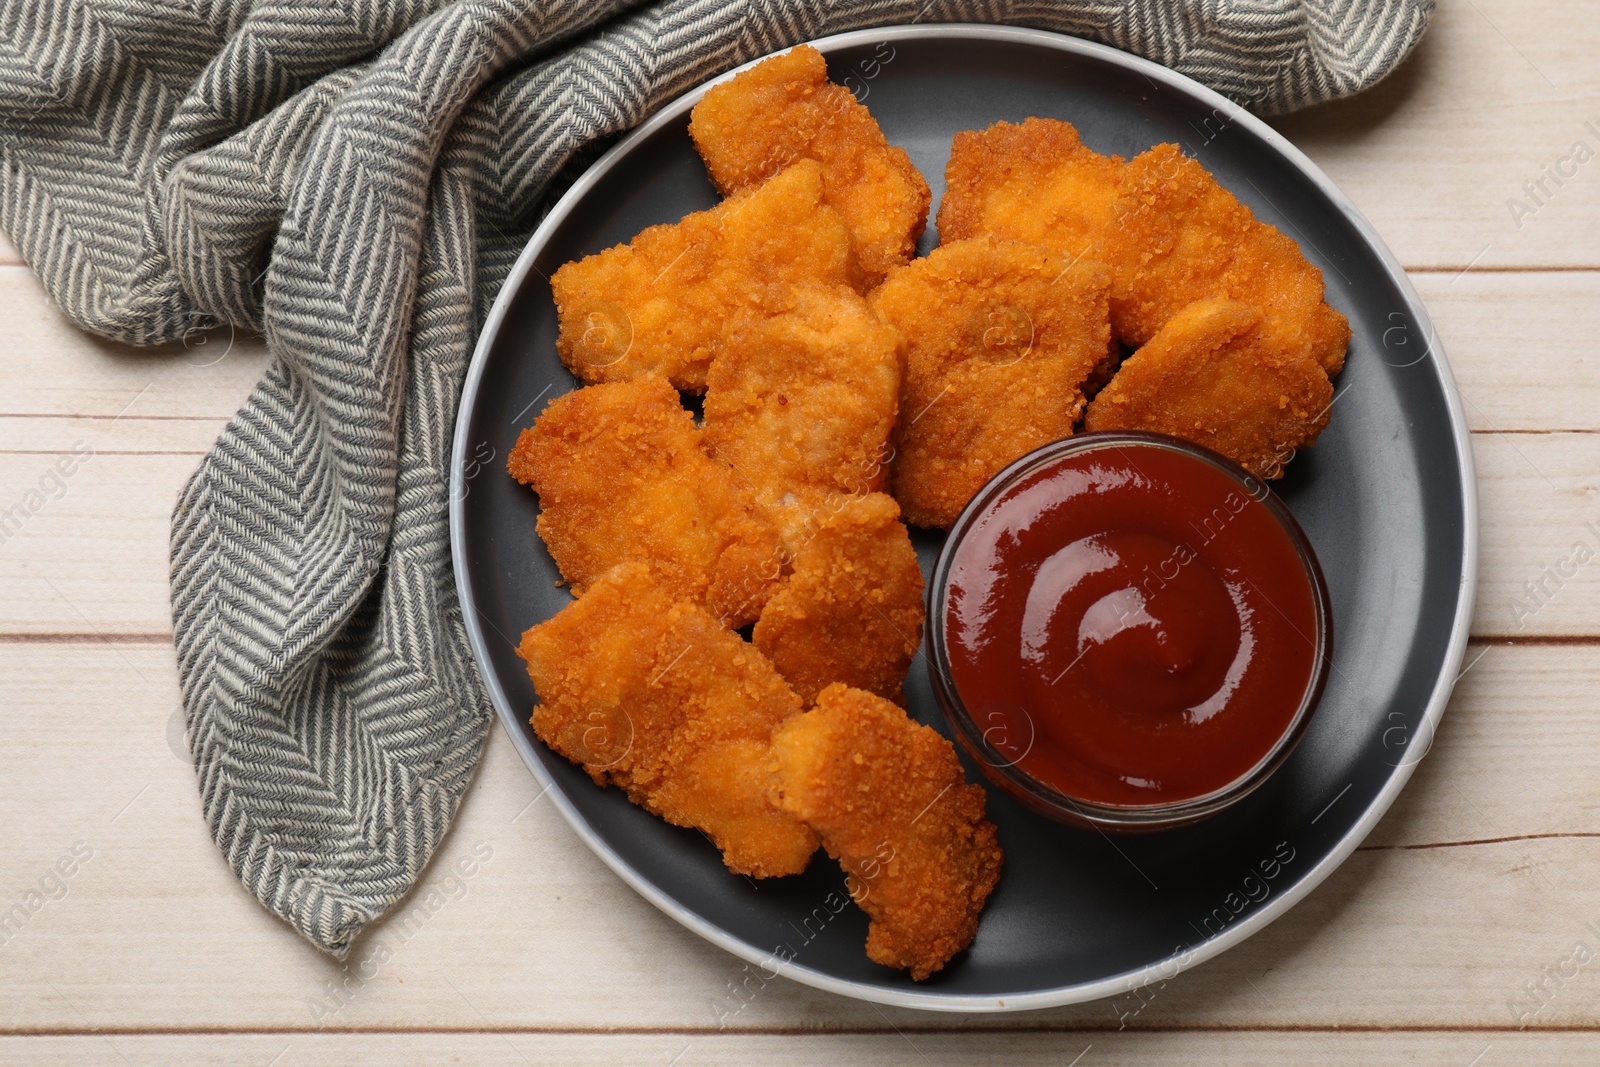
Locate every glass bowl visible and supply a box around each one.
[927,431,1334,833]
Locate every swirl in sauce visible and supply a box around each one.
[943,442,1320,807]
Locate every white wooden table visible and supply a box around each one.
[4,2,1599,1062]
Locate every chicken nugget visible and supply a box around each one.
[552,160,861,391]
[885,357,1087,529]
[937,119,1348,375]
[522,562,818,878]
[753,493,925,706]
[771,684,1002,980]
[690,44,930,286]
[937,117,1127,261]
[702,286,902,540]
[507,374,782,627]
[1110,143,1350,374]
[1084,297,1333,478]
[868,237,1112,528]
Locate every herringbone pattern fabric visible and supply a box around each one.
[0,0,1429,956]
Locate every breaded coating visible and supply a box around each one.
[753,494,925,706]
[937,117,1127,262]
[1085,297,1333,479]
[868,237,1112,528]
[551,160,861,391]
[689,44,930,286]
[701,286,902,541]
[521,562,818,878]
[771,685,1002,980]
[886,357,1087,530]
[937,118,1349,375]
[1108,144,1350,374]
[507,375,782,627]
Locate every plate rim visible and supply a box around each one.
[450,22,1480,1013]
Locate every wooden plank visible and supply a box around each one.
[0,267,1597,440]
[1275,0,1600,270]
[0,265,1591,470]
[0,454,194,636]
[0,263,1595,446]
[0,641,1596,1032]
[0,266,269,421]
[0,0,1594,311]
[0,1030,1570,1066]
[1471,432,1600,637]
[2,432,1592,637]
[1416,271,1600,434]
[0,2,1592,282]
[0,415,222,456]
[1365,643,1600,848]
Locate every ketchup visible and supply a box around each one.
[941,439,1323,808]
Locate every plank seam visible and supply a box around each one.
[1360,833,1600,852]
[0,1024,1596,1036]
[1,633,1596,646]
[1467,635,1600,646]
[0,449,205,456]
[1405,265,1600,274]
[0,633,173,644]
[0,414,230,422]
[2,263,1599,276]
[0,425,1594,438]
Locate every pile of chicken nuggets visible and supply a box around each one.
[509,43,1346,981]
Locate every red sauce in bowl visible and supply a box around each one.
[937,435,1328,813]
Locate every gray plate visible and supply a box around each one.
[450,25,1478,1012]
